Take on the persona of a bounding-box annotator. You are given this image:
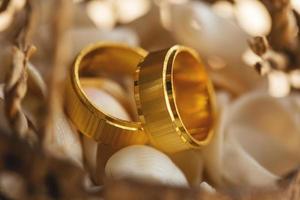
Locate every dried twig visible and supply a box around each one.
[42,0,73,155]
[248,36,288,75]
[260,0,299,52]
[3,0,39,143]
[44,0,72,133]
[0,130,101,199]
[248,0,300,94]
[248,37,269,57]
[4,46,37,141]
[252,0,300,70]
[0,0,10,13]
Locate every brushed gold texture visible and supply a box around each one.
[65,42,148,149]
[134,45,216,153]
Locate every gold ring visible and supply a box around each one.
[134,45,216,153]
[65,42,148,149]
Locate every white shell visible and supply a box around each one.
[164,1,262,93]
[224,92,300,176]
[201,91,300,188]
[199,182,216,193]
[84,87,131,121]
[43,109,83,167]
[81,83,132,181]
[81,77,133,122]
[222,134,278,187]
[105,145,188,187]
[206,91,300,188]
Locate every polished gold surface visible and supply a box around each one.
[65,42,148,148]
[134,45,216,153]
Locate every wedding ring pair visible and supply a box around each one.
[65,42,216,156]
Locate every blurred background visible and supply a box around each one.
[1,0,299,98]
[1,1,300,199]
[1,0,300,98]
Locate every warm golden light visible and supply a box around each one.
[86,0,116,29]
[212,1,234,19]
[292,0,300,14]
[207,55,227,70]
[158,2,171,30]
[12,0,26,10]
[115,0,150,23]
[0,11,13,32]
[0,84,4,99]
[290,70,300,89]
[73,0,83,3]
[0,0,27,32]
[173,51,213,142]
[235,0,271,36]
[156,0,188,30]
[242,48,262,66]
[268,71,290,97]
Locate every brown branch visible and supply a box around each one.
[14,0,37,50]
[248,1,300,92]
[248,36,288,75]
[260,0,299,52]
[43,0,72,139]
[0,130,101,199]
[4,46,37,141]
[248,37,269,57]
[0,0,10,13]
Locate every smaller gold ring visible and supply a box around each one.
[134,45,216,153]
[65,42,148,148]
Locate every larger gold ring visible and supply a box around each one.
[65,42,148,148]
[134,45,216,153]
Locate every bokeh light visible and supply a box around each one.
[242,48,261,66]
[0,0,26,32]
[86,0,116,30]
[268,71,290,97]
[12,0,26,10]
[235,0,271,36]
[0,11,13,32]
[292,0,300,14]
[290,70,300,89]
[212,1,234,19]
[115,0,151,23]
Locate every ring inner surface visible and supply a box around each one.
[77,46,143,122]
[172,51,214,142]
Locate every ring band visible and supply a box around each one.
[65,42,148,149]
[134,45,216,153]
